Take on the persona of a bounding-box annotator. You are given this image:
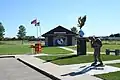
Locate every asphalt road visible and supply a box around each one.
[0,58,52,80]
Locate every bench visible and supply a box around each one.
[106,49,120,55]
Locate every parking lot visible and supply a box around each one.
[0,58,51,80]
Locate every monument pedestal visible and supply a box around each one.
[77,37,87,55]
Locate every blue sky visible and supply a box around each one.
[0,0,120,37]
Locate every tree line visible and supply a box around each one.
[109,33,120,37]
[70,26,120,37]
[3,36,43,41]
[0,22,119,41]
[0,22,79,41]
[0,22,44,41]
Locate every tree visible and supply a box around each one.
[25,36,35,40]
[70,26,78,34]
[0,22,5,40]
[109,34,114,37]
[17,25,26,44]
[109,33,120,37]
[114,33,120,37]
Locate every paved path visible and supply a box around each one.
[0,58,51,80]
[62,59,120,67]
[16,55,120,79]
[61,60,120,75]
[16,55,103,80]
[59,47,77,53]
[59,46,106,54]
[0,50,120,80]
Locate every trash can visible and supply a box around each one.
[77,37,86,55]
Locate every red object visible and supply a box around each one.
[31,19,37,24]
[30,42,42,54]
[35,43,42,53]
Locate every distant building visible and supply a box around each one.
[42,25,77,46]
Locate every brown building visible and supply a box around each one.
[42,25,77,46]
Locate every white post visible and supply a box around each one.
[36,26,39,39]
[39,24,41,40]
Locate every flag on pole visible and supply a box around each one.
[35,22,40,26]
[31,19,37,24]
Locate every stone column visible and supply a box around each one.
[77,37,86,55]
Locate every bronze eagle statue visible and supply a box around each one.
[78,15,86,29]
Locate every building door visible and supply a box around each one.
[48,36,53,46]
[67,36,72,46]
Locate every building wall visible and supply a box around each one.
[72,36,77,45]
[48,36,53,46]
[45,35,76,46]
[45,37,48,46]
[67,36,72,46]
[53,36,67,46]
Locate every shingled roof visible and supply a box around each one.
[42,25,77,37]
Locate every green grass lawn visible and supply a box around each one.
[0,45,31,55]
[1,40,120,55]
[67,42,120,52]
[41,47,72,54]
[108,63,120,67]
[95,63,120,80]
[0,44,72,55]
[37,55,120,65]
[0,40,29,45]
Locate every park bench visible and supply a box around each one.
[106,49,120,55]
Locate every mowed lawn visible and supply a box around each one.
[0,41,73,55]
[1,40,120,55]
[0,45,72,55]
[42,47,72,54]
[67,41,120,52]
[0,45,31,55]
[37,54,120,65]
[95,63,120,80]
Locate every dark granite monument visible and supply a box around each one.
[77,15,87,55]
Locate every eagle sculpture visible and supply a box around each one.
[78,15,86,29]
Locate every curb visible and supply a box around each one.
[17,58,61,80]
[0,56,15,58]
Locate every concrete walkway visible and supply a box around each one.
[59,46,106,54]
[62,59,120,68]
[0,58,52,80]
[1,52,120,80]
[15,55,120,80]
[30,53,76,57]
[59,47,77,53]
[61,59,120,76]
[1,54,120,80]
[15,55,103,80]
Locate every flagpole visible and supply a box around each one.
[31,19,40,43]
[39,23,41,41]
[37,25,39,39]
[37,21,41,42]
